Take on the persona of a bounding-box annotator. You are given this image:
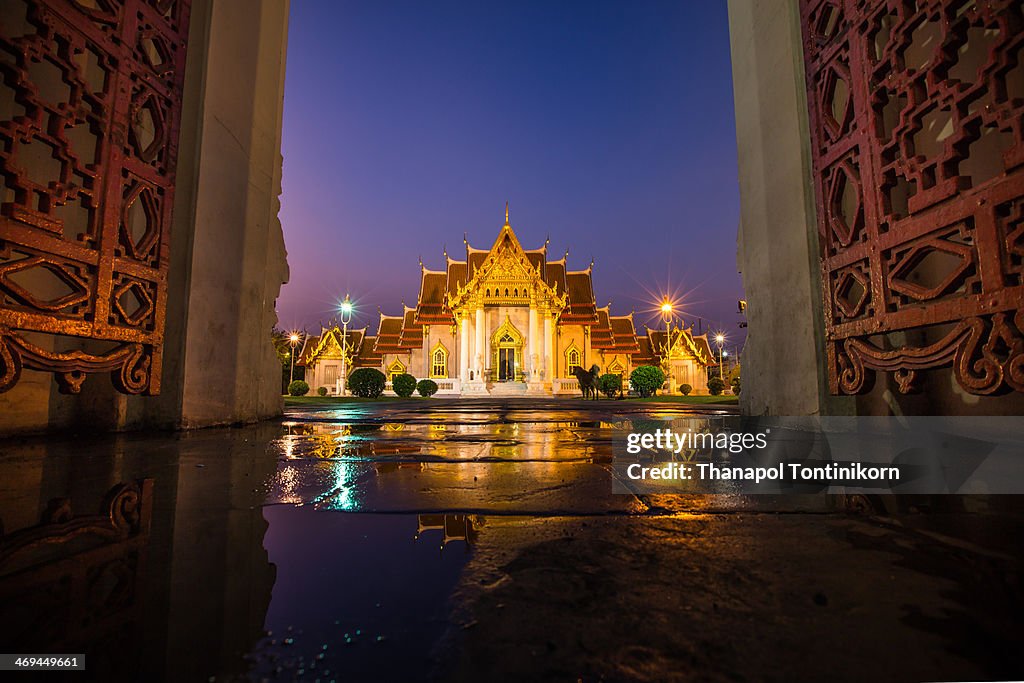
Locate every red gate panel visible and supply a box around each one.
[0,0,191,394]
[800,0,1024,395]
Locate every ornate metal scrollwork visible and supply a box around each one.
[801,0,1024,395]
[0,479,152,568]
[0,0,192,395]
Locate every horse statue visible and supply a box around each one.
[572,364,601,400]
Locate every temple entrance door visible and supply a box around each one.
[490,318,524,382]
[498,347,515,381]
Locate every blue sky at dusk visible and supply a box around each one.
[277,0,743,343]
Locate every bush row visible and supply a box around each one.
[347,369,439,399]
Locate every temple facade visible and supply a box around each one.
[300,208,714,396]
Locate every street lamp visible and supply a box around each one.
[288,332,300,386]
[339,294,353,396]
[660,300,674,392]
[714,333,726,380]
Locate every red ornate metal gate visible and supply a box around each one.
[800,0,1024,395]
[0,0,191,395]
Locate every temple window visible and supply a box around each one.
[387,359,406,381]
[431,344,448,378]
[514,288,518,297]
[505,287,509,296]
[566,346,581,377]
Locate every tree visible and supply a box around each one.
[598,373,622,398]
[272,327,304,393]
[349,368,386,398]
[727,363,741,395]
[392,373,417,397]
[417,379,438,397]
[629,365,665,398]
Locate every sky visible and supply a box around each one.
[276,0,743,347]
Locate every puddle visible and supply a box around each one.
[245,508,474,681]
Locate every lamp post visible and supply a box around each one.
[339,294,353,396]
[715,333,725,380]
[289,333,300,386]
[660,300,673,392]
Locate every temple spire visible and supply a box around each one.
[504,201,509,225]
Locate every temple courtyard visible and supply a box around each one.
[1,399,1022,681]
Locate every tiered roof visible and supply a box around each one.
[412,218,601,327]
[590,307,641,353]
[297,326,378,368]
[641,327,715,367]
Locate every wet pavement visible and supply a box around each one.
[0,397,1022,682]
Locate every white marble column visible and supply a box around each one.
[544,315,554,382]
[528,306,539,378]
[459,314,469,381]
[475,307,485,380]
[468,314,476,380]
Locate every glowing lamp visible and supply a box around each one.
[339,294,354,325]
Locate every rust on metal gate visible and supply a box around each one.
[0,0,191,394]
[800,0,1024,394]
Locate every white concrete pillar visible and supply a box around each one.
[528,306,538,378]
[475,307,485,380]
[423,325,430,378]
[544,315,554,381]
[459,314,469,381]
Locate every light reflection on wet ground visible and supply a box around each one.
[269,398,819,516]
[3,398,1022,682]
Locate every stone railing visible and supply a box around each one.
[434,378,461,395]
[552,378,581,394]
[382,379,462,396]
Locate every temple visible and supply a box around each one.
[300,207,714,396]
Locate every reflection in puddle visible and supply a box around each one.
[276,417,637,463]
[247,509,472,682]
[415,514,481,548]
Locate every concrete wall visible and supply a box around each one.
[727,0,851,417]
[0,0,290,435]
[175,0,290,427]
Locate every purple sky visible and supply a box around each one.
[276,0,743,345]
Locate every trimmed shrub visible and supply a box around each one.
[679,383,693,396]
[287,380,310,397]
[708,376,726,396]
[392,373,417,397]
[417,379,439,397]
[598,373,622,398]
[349,368,386,398]
[317,386,328,397]
[731,376,741,395]
[629,365,665,398]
